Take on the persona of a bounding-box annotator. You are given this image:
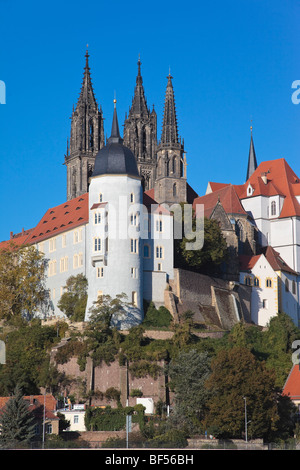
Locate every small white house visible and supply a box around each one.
[57,404,87,432]
[240,246,299,327]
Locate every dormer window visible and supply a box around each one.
[247,184,253,196]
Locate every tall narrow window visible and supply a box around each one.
[131,239,138,253]
[132,291,137,306]
[156,246,163,259]
[285,279,289,292]
[89,121,94,150]
[271,201,276,216]
[143,244,150,258]
[173,183,177,197]
[94,212,101,224]
[94,238,101,252]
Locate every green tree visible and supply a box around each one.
[83,295,126,366]
[0,319,61,395]
[0,384,36,446]
[0,243,50,321]
[205,347,280,440]
[174,211,228,275]
[57,274,88,321]
[167,349,211,435]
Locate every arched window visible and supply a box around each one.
[271,201,276,216]
[254,277,260,287]
[173,183,177,197]
[285,279,289,292]
[143,244,150,258]
[89,121,94,150]
[172,156,176,174]
[266,278,272,288]
[166,159,169,176]
[244,276,252,286]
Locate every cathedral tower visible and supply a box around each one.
[65,49,105,200]
[123,58,157,191]
[154,72,187,205]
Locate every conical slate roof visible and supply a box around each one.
[92,102,139,178]
[246,128,258,180]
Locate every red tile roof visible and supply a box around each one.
[0,229,35,251]
[193,184,248,218]
[239,246,297,275]
[24,193,89,245]
[0,394,58,419]
[283,365,300,400]
[208,158,300,219]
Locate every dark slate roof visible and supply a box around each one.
[246,130,258,181]
[92,103,139,178]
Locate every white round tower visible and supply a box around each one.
[84,101,144,329]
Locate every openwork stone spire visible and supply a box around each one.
[123,57,157,191]
[160,72,180,147]
[65,48,104,200]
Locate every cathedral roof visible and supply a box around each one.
[207,158,300,219]
[193,184,248,218]
[92,102,139,179]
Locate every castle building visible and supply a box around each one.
[1,51,300,329]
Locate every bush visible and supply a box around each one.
[146,429,188,448]
[143,302,172,329]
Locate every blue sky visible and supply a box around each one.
[0,0,299,242]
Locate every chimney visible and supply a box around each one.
[261,172,268,184]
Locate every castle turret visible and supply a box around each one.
[85,100,144,329]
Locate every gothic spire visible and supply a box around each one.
[76,47,98,110]
[129,57,149,117]
[246,126,258,180]
[160,72,179,146]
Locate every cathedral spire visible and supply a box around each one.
[129,56,149,117]
[160,72,180,147]
[246,125,258,181]
[65,48,105,201]
[123,57,157,191]
[76,46,98,110]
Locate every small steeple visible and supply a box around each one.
[109,99,123,144]
[246,125,258,181]
[160,71,180,146]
